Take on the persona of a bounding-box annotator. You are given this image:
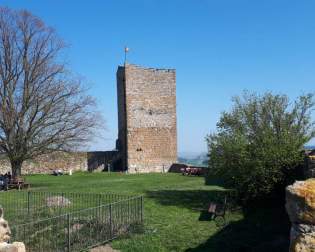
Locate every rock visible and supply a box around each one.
[63,223,84,234]
[290,224,315,252]
[46,196,71,207]
[0,242,25,252]
[286,179,315,252]
[90,244,120,252]
[286,179,315,224]
[0,207,25,252]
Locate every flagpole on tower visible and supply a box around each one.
[124,46,129,65]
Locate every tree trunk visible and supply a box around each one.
[10,160,23,178]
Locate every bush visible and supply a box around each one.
[206,91,315,202]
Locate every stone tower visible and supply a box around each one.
[116,64,177,173]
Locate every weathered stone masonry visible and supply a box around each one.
[0,151,119,174]
[0,64,178,174]
[0,152,88,174]
[116,64,177,173]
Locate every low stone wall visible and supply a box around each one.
[0,152,88,175]
[286,179,315,251]
[0,150,174,175]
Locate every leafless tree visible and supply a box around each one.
[0,8,100,177]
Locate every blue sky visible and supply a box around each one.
[2,0,315,153]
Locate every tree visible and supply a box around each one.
[0,8,100,177]
[206,91,315,202]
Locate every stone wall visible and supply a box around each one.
[0,152,88,174]
[117,64,177,173]
[286,179,315,251]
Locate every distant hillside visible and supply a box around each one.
[178,152,208,167]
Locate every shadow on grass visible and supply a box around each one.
[146,189,229,210]
[146,189,290,252]
[186,204,290,252]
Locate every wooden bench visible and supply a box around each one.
[8,177,30,191]
[192,194,229,225]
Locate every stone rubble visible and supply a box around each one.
[46,196,71,207]
[90,244,120,252]
[286,179,315,251]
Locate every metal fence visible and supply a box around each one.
[0,192,143,252]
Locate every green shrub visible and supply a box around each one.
[206,91,315,202]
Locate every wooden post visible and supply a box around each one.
[109,204,113,239]
[67,213,71,252]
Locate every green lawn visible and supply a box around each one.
[22,172,289,252]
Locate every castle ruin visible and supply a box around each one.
[0,63,178,175]
[116,64,177,173]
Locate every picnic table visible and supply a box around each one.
[181,167,204,176]
[8,177,30,190]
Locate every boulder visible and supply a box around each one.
[286,179,315,252]
[46,196,71,207]
[290,224,315,252]
[90,244,120,252]
[63,223,83,234]
[286,179,315,224]
[0,207,25,252]
[0,242,25,252]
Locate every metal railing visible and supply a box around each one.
[0,192,143,252]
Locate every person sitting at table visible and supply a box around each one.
[6,172,11,182]
[0,174,5,191]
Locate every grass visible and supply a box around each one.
[21,172,289,252]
